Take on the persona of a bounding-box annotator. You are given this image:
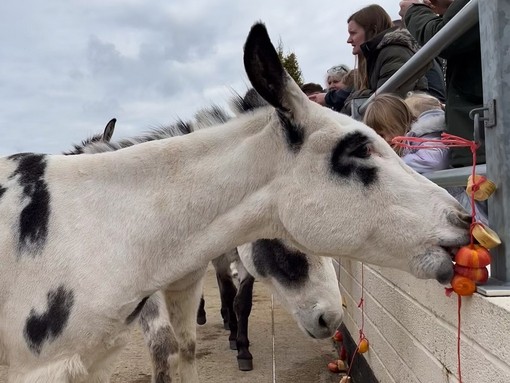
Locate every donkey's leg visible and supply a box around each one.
[212,254,238,338]
[164,275,205,383]
[196,294,207,325]
[139,291,179,383]
[233,260,255,371]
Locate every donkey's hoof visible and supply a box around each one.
[229,340,237,350]
[237,358,253,371]
[197,314,207,325]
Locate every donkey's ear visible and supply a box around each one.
[102,118,116,142]
[243,22,304,113]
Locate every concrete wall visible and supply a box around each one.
[339,259,510,383]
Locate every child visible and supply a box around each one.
[402,92,449,173]
[364,92,487,224]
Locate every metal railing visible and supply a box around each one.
[356,0,479,115]
[353,0,510,295]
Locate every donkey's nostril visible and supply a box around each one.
[318,314,327,328]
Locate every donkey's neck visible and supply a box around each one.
[60,113,285,293]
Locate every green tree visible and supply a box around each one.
[276,39,304,87]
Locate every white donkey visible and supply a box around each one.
[67,97,343,380]
[0,22,469,382]
[137,244,341,382]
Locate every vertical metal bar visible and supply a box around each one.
[479,0,510,284]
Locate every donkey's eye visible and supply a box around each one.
[351,143,371,159]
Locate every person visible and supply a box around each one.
[363,92,487,223]
[309,68,357,112]
[301,82,324,96]
[392,19,446,103]
[405,90,444,118]
[338,4,442,116]
[402,92,449,173]
[399,0,484,167]
[363,92,448,172]
[362,93,414,156]
[325,64,350,91]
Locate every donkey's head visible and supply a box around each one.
[238,240,342,339]
[244,22,470,284]
[63,118,116,155]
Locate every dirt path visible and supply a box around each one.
[0,265,342,382]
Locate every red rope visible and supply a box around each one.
[346,263,366,378]
[392,132,482,383]
[457,294,463,383]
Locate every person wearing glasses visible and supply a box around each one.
[325,64,350,91]
[309,65,356,111]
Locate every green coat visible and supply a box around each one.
[404,1,484,167]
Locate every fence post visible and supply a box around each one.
[478,0,510,293]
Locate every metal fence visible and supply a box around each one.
[355,0,510,296]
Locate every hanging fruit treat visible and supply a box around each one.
[454,264,489,284]
[451,275,477,296]
[466,174,496,201]
[472,223,501,249]
[333,330,343,342]
[328,362,341,373]
[454,245,491,268]
[340,345,347,361]
[328,360,347,373]
[336,360,347,372]
[358,338,369,353]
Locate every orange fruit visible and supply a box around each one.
[451,275,476,296]
[358,338,369,353]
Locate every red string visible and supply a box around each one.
[346,263,366,378]
[392,132,482,383]
[457,294,463,383]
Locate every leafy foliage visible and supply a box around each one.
[276,39,304,87]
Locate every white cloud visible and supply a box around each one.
[0,0,399,155]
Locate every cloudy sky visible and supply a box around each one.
[0,1,399,155]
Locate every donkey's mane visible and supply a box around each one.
[63,133,111,155]
[65,89,267,155]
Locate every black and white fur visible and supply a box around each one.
[0,22,470,383]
